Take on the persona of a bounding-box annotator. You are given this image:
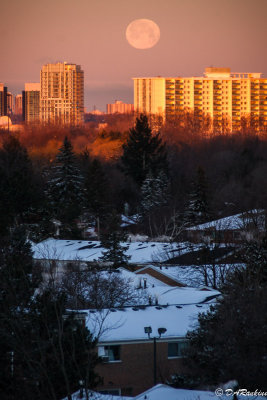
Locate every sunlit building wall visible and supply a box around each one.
[106,100,134,114]
[133,68,267,131]
[15,94,23,115]
[0,83,8,116]
[7,92,13,115]
[40,62,84,125]
[22,83,40,123]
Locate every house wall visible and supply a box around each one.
[96,341,185,396]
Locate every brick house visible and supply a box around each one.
[85,303,215,396]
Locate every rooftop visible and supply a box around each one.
[84,302,214,343]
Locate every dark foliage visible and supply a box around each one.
[84,158,110,223]
[0,136,42,235]
[183,237,267,389]
[121,114,168,186]
[100,211,130,270]
[46,136,84,234]
[0,228,101,400]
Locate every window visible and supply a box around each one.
[168,341,188,358]
[98,345,121,362]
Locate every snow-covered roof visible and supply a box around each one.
[118,268,220,305]
[62,390,131,400]
[187,209,265,231]
[64,384,266,400]
[148,264,242,288]
[32,239,186,264]
[135,384,266,400]
[85,303,213,342]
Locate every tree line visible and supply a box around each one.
[1,114,267,395]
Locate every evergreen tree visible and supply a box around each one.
[84,158,109,224]
[100,211,130,270]
[46,137,83,232]
[28,291,101,400]
[141,170,169,215]
[0,136,41,235]
[0,228,101,400]
[0,227,40,399]
[183,237,267,389]
[184,166,210,226]
[121,114,168,186]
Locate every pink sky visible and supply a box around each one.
[1,0,267,111]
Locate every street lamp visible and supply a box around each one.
[144,326,167,385]
[79,380,84,399]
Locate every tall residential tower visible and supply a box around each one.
[0,83,8,116]
[40,62,84,125]
[22,83,40,123]
[133,68,267,131]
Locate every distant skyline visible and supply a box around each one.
[1,0,267,111]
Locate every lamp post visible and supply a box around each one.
[144,326,167,386]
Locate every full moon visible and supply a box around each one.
[126,19,160,49]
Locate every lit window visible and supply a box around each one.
[168,341,188,358]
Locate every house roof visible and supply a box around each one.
[84,302,214,343]
[187,209,265,231]
[148,264,243,288]
[134,384,266,400]
[32,238,192,264]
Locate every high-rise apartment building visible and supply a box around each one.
[40,62,84,125]
[7,92,13,115]
[106,100,134,114]
[0,83,8,116]
[134,68,267,131]
[22,83,40,123]
[15,94,23,115]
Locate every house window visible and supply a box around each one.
[168,341,188,358]
[98,345,121,362]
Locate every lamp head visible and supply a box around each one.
[158,327,167,337]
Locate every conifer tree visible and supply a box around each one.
[46,137,83,229]
[121,114,168,186]
[184,166,210,226]
[0,227,40,399]
[100,211,130,270]
[141,170,169,215]
[0,228,101,400]
[84,158,109,223]
[183,236,267,389]
[0,136,41,235]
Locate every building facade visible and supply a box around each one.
[22,83,40,123]
[106,100,134,114]
[133,68,267,131]
[40,62,84,125]
[0,83,8,116]
[15,94,23,115]
[7,92,13,115]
